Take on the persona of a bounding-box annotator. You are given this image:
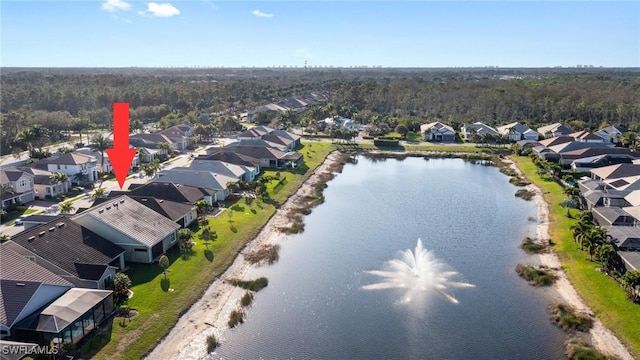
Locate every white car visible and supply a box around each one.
[14,215,27,226]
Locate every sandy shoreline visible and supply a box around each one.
[506,159,633,360]
[145,151,343,360]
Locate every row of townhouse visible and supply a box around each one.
[420,121,629,145]
[577,163,640,273]
[243,92,328,123]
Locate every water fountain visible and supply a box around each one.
[363,238,475,304]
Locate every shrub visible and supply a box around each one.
[244,244,280,265]
[520,237,546,254]
[228,309,245,328]
[565,338,607,360]
[551,303,594,332]
[228,277,269,292]
[240,291,254,307]
[515,264,558,286]
[515,189,535,200]
[206,335,219,353]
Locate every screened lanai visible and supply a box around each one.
[12,288,114,346]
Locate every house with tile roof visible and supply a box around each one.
[569,131,605,143]
[0,168,35,209]
[0,244,73,339]
[72,195,180,263]
[126,182,208,204]
[6,218,126,289]
[591,164,640,181]
[196,152,261,171]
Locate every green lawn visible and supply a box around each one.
[86,141,335,359]
[511,156,640,358]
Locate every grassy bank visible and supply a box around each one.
[85,142,334,359]
[510,155,640,357]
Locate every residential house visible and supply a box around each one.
[129,133,175,161]
[155,168,237,202]
[604,225,640,251]
[196,152,261,173]
[592,207,634,227]
[537,123,573,139]
[0,168,35,209]
[591,164,640,181]
[238,126,301,151]
[208,145,303,169]
[568,131,605,144]
[496,122,538,141]
[19,167,71,199]
[277,96,308,112]
[571,154,635,172]
[320,116,363,132]
[188,159,257,182]
[559,147,636,166]
[75,147,139,173]
[72,196,180,263]
[20,215,61,230]
[420,122,456,142]
[0,244,73,339]
[619,251,640,270]
[595,125,627,145]
[6,217,126,289]
[247,103,288,123]
[94,196,197,228]
[126,182,208,204]
[12,288,115,348]
[581,189,631,209]
[30,153,98,185]
[460,122,499,141]
[159,124,195,151]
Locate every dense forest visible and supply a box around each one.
[1,67,639,154]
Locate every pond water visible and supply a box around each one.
[211,157,566,360]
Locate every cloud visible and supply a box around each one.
[293,49,312,58]
[140,2,181,17]
[101,0,132,12]
[252,9,274,18]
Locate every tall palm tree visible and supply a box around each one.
[59,201,75,214]
[73,172,88,186]
[582,227,608,261]
[157,142,172,159]
[50,172,70,194]
[91,133,111,175]
[595,244,617,273]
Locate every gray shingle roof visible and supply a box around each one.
[72,195,180,247]
[0,244,72,285]
[8,218,125,279]
[129,196,194,222]
[127,182,205,204]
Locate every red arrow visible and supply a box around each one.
[105,103,136,189]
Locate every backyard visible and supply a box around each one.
[84,141,334,359]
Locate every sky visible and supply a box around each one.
[1,1,639,68]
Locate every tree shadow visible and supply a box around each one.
[204,249,214,262]
[250,208,257,214]
[160,277,171,292]
[230,226,238,233]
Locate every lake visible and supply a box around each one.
[211,157,566,360]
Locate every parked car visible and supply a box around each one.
[14,215,27,226]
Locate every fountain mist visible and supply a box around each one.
[363,238,475,304]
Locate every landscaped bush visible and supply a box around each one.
[551,303,594,332]
[515,264,558,286]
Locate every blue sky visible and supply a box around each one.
[2,1,639,67]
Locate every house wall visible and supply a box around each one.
[11,175,34,194]
[523,132,539,141]
[161,231,178,254]
[47,163,98,184]
[34,181,70,199]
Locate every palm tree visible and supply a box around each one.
[576,210,593,223]
[49,172,70,194]
[570,220,592,247]
[91,133,111,175]
[582,227,608,261]
[91,187,106,201]
[595,244,617,273]
[59,201,75,214]
[0,183,15,197]
[157,142,172,159]
[620,131,637,148]
[73,172,88,186]
[195,199,212,215]
[563,186,580,202]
